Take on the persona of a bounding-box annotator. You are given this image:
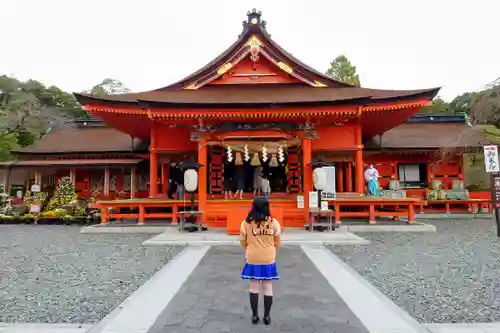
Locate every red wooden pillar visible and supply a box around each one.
[345,162,353,192]
[198,138,207,214]
[130,167,137,199]
[149,122,159,197]
[336,163,344,192]
[302,138,313,217]
[116,169,124,194]
[354,125,365,193]
[104,167,110,197]
[161,164,169,196]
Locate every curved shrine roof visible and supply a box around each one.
[73,10,439,109]
[74,85,439,109]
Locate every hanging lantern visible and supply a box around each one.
[313,168,327,191]
[235,152,243,166]
[226,145,233,162]
[250,152,260,166]
[269,154,278,167]
[184,169,198,192]
[261,145,268,162]
[244,145,250,162]
[278,145,285,163]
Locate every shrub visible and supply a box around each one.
[46,177,77,211]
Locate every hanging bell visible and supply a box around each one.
[269,154,279,167]
[250,152,260,166]
[235,152,243,166]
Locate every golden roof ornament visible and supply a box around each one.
[241,9,269,36]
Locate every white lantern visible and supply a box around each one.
[184,169,198,192]
[313,167,327,191]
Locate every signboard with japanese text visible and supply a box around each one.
[296,195,304,209]
[29,204,41,213]
[484,145,500,173]
[309,191,319,208]
[491,174,500,209]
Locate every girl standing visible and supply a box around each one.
[240,196,281,325]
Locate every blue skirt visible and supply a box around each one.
[241,263,279,280]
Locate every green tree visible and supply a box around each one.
[419,97,451,114]
[449,92,479,115]
[469,78,500,126]
[0,75,90,159]
[88,78,131,96]
[325,55,361,86]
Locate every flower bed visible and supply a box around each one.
[0,177,100,226]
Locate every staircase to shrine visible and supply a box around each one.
[205,199,305,228]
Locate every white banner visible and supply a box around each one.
[484,145,500,173]
[322,166,336,200]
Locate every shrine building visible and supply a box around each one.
[0,10,492,227]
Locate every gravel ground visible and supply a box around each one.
[0,225,183,324]
[329,219,500,323]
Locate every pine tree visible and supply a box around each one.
[46,176,77,211]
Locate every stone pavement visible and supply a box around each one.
[148,246,369,333]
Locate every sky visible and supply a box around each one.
[0,0,499,101]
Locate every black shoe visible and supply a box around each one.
[263,316,271,325]
[252,316,260,325]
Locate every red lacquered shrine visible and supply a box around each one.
[70,10,444,227]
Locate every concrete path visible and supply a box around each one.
[148,245,369,333]
[12,244,492,332]
[143,228,369,246]
[87,246,209,333]
[304,245,429,333]
[0,324,92,333]
[424,322,500,333]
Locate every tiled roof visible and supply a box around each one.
[381,123,490,149]
[14,126,145,154]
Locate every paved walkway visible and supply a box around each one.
[8,243,487,332]
[148,246,369,333]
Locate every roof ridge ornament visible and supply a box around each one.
[241,9,269,37]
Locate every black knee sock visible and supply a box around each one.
[264,295,273,317]
[249,292,259,317]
